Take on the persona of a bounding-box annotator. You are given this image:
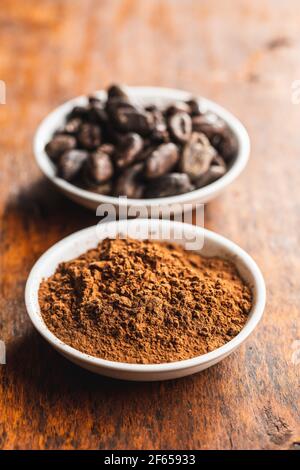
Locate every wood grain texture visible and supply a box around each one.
[0,0,300,450]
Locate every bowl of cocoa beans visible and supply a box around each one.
[34,85,250,212]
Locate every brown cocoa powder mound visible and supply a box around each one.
[39,237,252,364]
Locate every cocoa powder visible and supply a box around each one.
[39,238,252,364]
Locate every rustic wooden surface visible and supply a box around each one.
[0,0,299,450]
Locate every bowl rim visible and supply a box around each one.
[33,86,250,207]
[25,219,266,374]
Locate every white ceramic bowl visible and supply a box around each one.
[33,87,250,213]
[25,219,265,381]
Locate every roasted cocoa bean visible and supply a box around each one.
[106,85,133,120]
[145,143,179,179]
[135,144,157,163]
[106,98,134,118]
[78,123,102,150]
[62,118,82,135]
[45,134,76,161]
[85,149,114,184]
[107,84,129,101]
[168,111,192,143]
[113,107,154,135]
[102,121,125,145]
[217,128,238,161]
[114,133,143,168]
[186,98,203,116]
[114,163,144,198]
[67,106,90,121]
[151,109,169,143]
[144,173,194,198]
[88,103,108,125]
[57,150,88,181]
[194,155,226,188]
[165,102,191,116]
[192,113,219,134]
[181,132,216,181]
[192,113,238,161]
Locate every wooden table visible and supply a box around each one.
[0,0,299,450]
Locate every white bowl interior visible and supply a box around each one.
[34,87,250,209]
[25,219,265,381]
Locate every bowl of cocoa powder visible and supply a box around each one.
[34,85,250,213]
[25,219,265,381]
